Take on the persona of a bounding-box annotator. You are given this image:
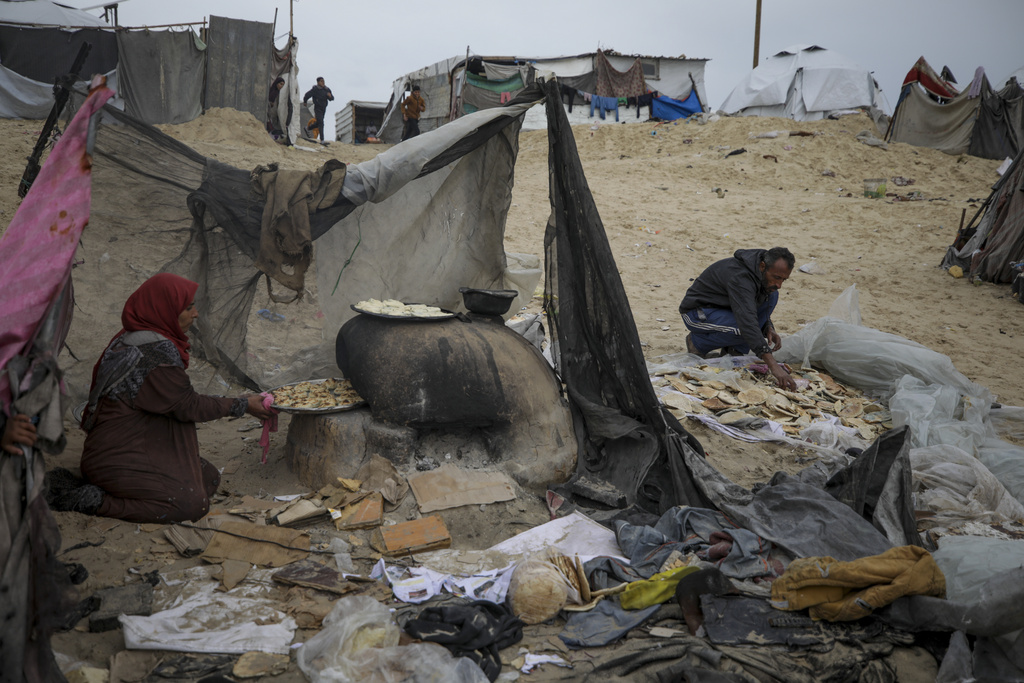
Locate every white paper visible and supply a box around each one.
[487,511,626,562]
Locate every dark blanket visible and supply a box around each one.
[403,600,523,682]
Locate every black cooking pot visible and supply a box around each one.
[459,287,518,316]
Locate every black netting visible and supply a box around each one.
[541,80,707,512]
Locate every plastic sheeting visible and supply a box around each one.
[651,91,701,120]
[910,444,1024,529]
[116,29,205,125]
[777,285,990,402]
[887,81,980,156]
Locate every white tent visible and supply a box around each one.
[720,44,888,121]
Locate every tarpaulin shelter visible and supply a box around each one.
[720,44,888,125]
[942,146,1024,283]
[376,51,709,143]
[54,78,715,517]
[887,57,1024,160]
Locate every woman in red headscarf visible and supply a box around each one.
[51,274,272,523]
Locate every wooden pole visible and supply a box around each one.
[753,0,762,68]
[289,0,294,42]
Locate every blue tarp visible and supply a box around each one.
[651,91,701,120]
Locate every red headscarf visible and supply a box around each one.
[82,274,198,429]
[119,273,198,367]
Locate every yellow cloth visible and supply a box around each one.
[770,545,945,621]
[402,92,426,120]
[620,565,700,610]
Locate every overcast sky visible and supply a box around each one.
[68,0,1024,140]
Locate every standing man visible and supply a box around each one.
[303,76,334,143]
[679,247,797,390]
[401,84,427,141]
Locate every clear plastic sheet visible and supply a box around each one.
[910,444,1024,529]
[777,285,990,402]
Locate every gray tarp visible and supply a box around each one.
[316,100,542,344]
[887,84,980,156]
[204,15,273,124]
[0,25,117,84]
[116,29,205,125]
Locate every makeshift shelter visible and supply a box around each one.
[942,147,1024,283]
[0,6,295,130]
[376,51,709,143]
[887,57,1024,160]
[333,100,386,143]
[720,44,888,127]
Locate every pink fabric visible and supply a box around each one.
[258,391,279,464]
[0,84,114,410]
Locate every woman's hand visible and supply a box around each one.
[245,395,275,421]
[2,414,37,454]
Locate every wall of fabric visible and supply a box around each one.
[117,29,205,125]
[0,26,117,84]
[203,15,274,123]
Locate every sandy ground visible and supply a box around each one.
[3,105,1014,680]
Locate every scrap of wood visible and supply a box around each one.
[370,515,451,557]
[272,559,359,596]
[333,492,383,531]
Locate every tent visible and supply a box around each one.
[942,147,1024,283]
[720,44,888,126]
[886,57,1024,160]
[376,51,709,143]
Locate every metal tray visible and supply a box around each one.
[350,303,456,321]
[269,378,367,414]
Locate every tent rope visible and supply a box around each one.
[331,214,363,295]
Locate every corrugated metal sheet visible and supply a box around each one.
[204,15,273,121]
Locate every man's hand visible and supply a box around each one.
[767,328,782,352]
[245,395,275,421]
[763,354,796,391]
[2,414,37,454]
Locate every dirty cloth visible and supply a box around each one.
[251,160,347,297]
[579,628,911,683]
[559,598,660,649]
[615,506,776,580]
[594,51,646,98]
[403,600,523,682]
[682,450,894,562]
[701,594,891,648]
[0,86,115,683]
[620,565,700,610]
[771,545,946,621]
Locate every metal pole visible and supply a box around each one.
[290,0,294,42]
[753,0,762,68]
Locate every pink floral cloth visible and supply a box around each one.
[0,84,114,409]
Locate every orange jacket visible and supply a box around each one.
[402,92,426,120]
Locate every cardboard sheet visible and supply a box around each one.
[409,465,516,512]
[371,515,451,557]
[200,521,309,567]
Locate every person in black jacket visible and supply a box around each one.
[679,247,796,390]
[302,77,334,142]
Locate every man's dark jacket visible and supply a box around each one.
[678,248,775,356]
[303,85,333,113]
